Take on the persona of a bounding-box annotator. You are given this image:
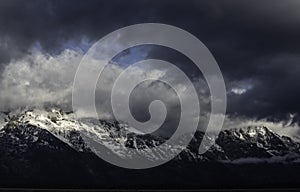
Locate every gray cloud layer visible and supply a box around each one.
[0,0,300,135]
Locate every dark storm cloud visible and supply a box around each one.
[0,0,300,124]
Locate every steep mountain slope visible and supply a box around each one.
[0,122,108,187]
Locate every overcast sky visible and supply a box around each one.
[0,0,300,138]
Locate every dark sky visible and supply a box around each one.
[0,0,300,128]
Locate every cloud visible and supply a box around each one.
[0,48,83,110]
[1,0,300,135]
[221,153,300,164]
[0,46,208,137]
[231,88,246,95]
[223,114,300,141]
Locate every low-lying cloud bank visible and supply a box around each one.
[0,47,208,135]
[0,48,83,110]
[0,47,299,139]
[222,115,300,141]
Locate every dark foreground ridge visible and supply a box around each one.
[0,108,300,189]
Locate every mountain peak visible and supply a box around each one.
[1,108,300,163]
[229,126,275,139]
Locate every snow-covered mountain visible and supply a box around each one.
[2,107,300,188]
[1,107,300,164]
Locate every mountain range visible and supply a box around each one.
[1,108,300,189]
